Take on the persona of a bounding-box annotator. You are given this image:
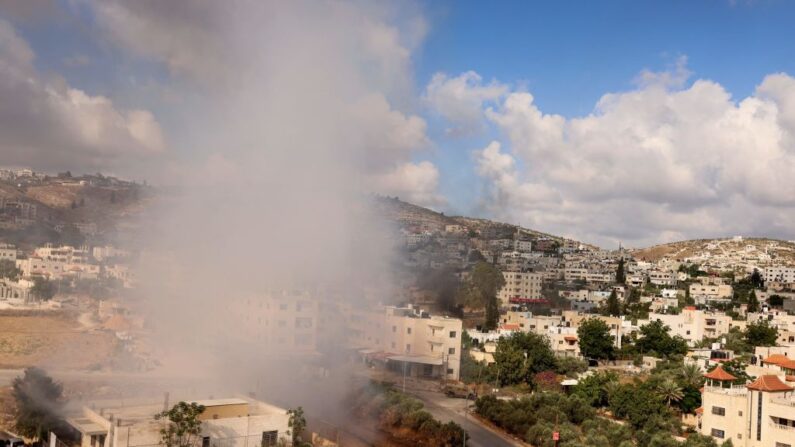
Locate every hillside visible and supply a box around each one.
[372,196,591,247]
[630,237,795,267]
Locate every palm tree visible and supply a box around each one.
[656,379,684,407]
[678,363,704,389]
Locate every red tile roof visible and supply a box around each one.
[564,336,578,342]
[695,407,704,414]
[703,365,737,382]
[779,359,795,370]
[501,324,520,331]
[762,354,791,366]
[746,375,794,392]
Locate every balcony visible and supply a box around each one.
[772,397,795,408]
[704,385,747,396]
[770,421,795,431]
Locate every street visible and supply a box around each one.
[407,388,524,447]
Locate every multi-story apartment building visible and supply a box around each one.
[648,269,677,286]
[689,283,733,302]
[561,311,624,349]
[66,397,290,447]
[501,310,579,356]
[498,271,543,305]
[639,307,738,346]
[34,244,91,264]
[347,304,462,380]
[16,257,100,281]
[513,239,532,252]
[563,268,588,282]
[699,365,795,446]
[764,266,795,284]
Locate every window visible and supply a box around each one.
[710,429,724,439]
[392,326,396,333]
[202,437,210,447]
[406,344,411,353]
[261,431,278,447]
[711,406,725,416]
[407,327,412,334]
[776,443,791,447]
[449,331,457,338]
[448,347,455,355]
[447,368,454,375]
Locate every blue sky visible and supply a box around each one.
[416,0,795,217]
[3,1,795,246]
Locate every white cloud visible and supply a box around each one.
[459,63,795,247]
[0,18,164,172]
[424,71,508,136]
[79,0,443,204]
[375,161,446,208]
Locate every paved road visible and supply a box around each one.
[408,389,523,447]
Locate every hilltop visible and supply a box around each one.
[372,195,592,247]
[0,170,152,248]
[630,237,795,268]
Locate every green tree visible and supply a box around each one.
[32,277,56,301]
[616,258,626,284]
[287,407,308,446]
[723,327,751,354]
[769,294,784,307]
[573,371,618,407]
[655,379,684,407]
[678,364,705,389]
[745,321,778,348]
[155,402,206,447]
[493,332,557,386]
[636,320,688,358]
[747,290,759,313]
[608,383,670,429]
[459,262,505,330]
[577,318,615,361]
[0,259,21,279]
[604,289,621,316]
[12,367,66,440]
[750,269,763,288]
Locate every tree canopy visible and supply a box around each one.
[635,320,688,358]
[492,332,557,386]
[458,261,505,330]
[155,402,206,447]
[603,289,621,317]
[0,259,20,280]
[577,318,615,361]
[12,367,66,440]
[745,321,778,348]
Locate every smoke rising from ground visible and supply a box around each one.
[82,0,430,412]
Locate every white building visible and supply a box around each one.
[764,266,795,284]
[348,304,463,380]
[648,270,677,286]
[639,308,738,346]
[699,366,795,446]
[66,397,290,447]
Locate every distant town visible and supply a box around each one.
[2,168,795,447]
